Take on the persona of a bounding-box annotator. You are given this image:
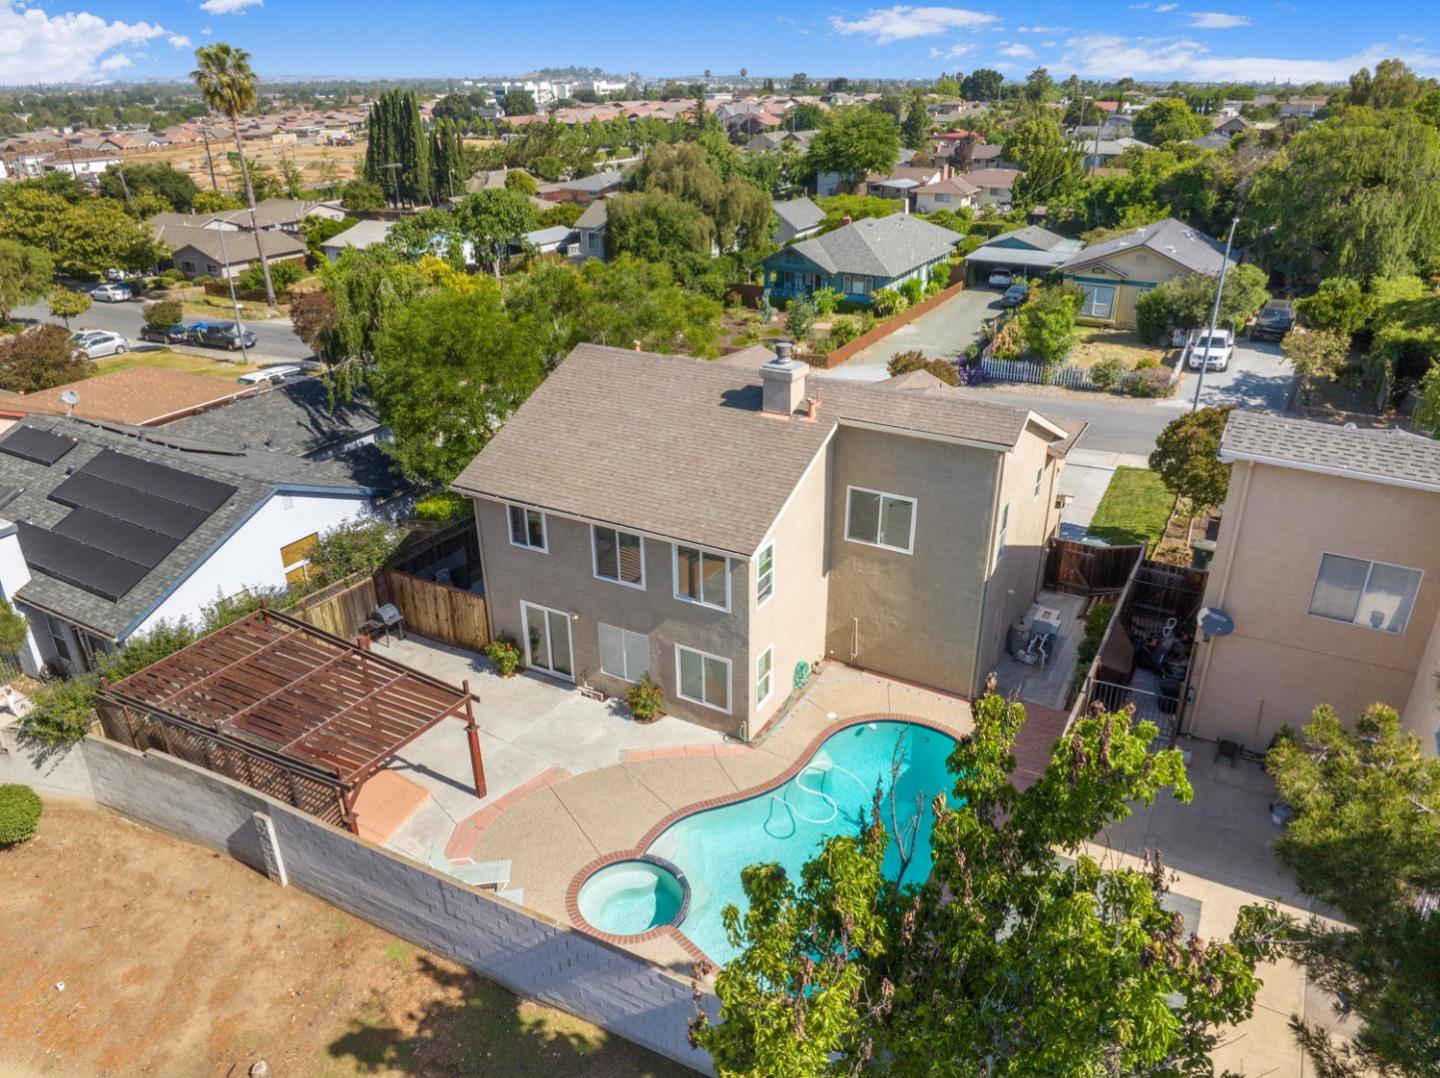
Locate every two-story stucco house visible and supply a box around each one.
[760,214,960,305]
[1188,412,1440,756]
[452,342,1084,738]
[1059,217,1233,330]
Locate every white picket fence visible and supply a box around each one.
[981,357,1097,390]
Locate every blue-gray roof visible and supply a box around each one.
[767,215,959,278]
[773,197,824,233]
[1060,218,1232,277]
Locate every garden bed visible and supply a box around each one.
[1153,498,1223,566]
[1068,328,1172,372]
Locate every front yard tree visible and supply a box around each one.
[1148,405,1235,513]
[0,324,92,392]
[803,107,901,192]
[1132,98,1208,145]
[1295,276,1373,337]
[1018,283,1082,363]
[0,240,53,323]
[691,689,1269,1076]
[192,44,276,308]
[455,188,538,279]
[1264,704,1440,1077]
[900,89,932,150]
[46,286,90,329]
[1282,327,1349,404]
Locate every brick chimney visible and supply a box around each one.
[761,341,807,417]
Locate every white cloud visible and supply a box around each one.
[1017,24,1065,33]
[829,5,997,44]
[1186,12,1251,28]
[1058,33,1440,81]
[1155,3,1178,10]
[201,26,212,35]
[167,33,191,48]
[928,41,976,58]
[998,41,1036,59]
[0,1,169,83]
[1128,2,1150,8]
[199,0,263,13]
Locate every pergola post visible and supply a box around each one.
[462,679,486,800]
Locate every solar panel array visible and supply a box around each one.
[18,446,238,602]
[0,427,77,466]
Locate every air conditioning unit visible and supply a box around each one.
[1054,493,1072,510]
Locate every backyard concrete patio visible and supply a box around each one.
[990,588,1087,711]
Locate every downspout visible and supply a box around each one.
[970,450,1008,696]
[1186,459,1252,734]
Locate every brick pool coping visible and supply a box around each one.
[564,713,961,965]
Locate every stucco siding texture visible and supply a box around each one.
[475,497,752,736]
[1067,248,1189,328]
[824,427,997,697]
[1191,464,1440,746]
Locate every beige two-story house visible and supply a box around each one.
[1188,412,1440,756]
[452,343,1083,738]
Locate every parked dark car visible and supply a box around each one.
[1249,299,1295,341]
[139,322,193,345]
[998,283,1029,308]
[190,321,257,351]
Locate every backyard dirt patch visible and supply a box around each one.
[0,802,684,1077]
[1068,328,1171,371]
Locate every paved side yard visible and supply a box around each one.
[825,287,1000,381]
[0,803,682,1077]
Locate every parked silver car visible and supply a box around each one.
[71,330,130,359]
[90,282,133,303]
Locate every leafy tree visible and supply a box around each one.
[1414,362,1440,437]
[538,201,583,228]
[501,90,537,116]
[0,325,91,392]
[788,103,826,131]
[1142,263,1270,335]
[1262,704,1440,1077]
[191,190,244,214]
[192,43,277,306]
[1132,98,1207,145]
[143,298,183,328]
[289,290,338,355]
[1282,327,1350,403]
[0,240,53,323]
[1296,276,1372,336]
[627,142,771,254]
[504,169,539,196]
[900,89,933,149]
[961,68,1004,102]
[814,193,899,232]
[692,688,1269,1075]
[604,190,714,270]
[454,188,538,277]
[314,245,424,397]
[98,163,199,212]
[300,215,357,261]
[1018,284,1082,363]
[429,118,467,202]
[1249,107,1440,281]
[364,89,433,206]
[803,107,901,191]
[1417,87,1440,131]
[339,180,386,213]
[1148,405,1235,511]
[46,286,90,329]
[371,286,544,485]
[239,258,303,291]
[1346,58,1426,110]
[1022,66,1055,103]
[384,207,466,267]
[784,295,815,343]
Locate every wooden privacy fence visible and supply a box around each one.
[291,571,379,640]
[1045,539,1145,596]
[385,568,490,652]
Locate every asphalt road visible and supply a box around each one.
[10,294,313,362]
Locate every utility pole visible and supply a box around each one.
[201,128,219,191]
[216,210,252,367]
[116,166,132,211]
[1191,215,1240,411]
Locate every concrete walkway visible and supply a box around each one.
[825,288,1000,382]
[1058,448,1153,539]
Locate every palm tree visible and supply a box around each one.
[191,43,276,308]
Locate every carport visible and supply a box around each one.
[96,607,486,834]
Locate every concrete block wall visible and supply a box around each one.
[29,735,718,1074]
[0,722,95,801]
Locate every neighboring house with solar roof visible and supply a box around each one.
[1188,412,1440,757]
[760,214,961,305]
[451,342,1085,737]
[0,415,378,676]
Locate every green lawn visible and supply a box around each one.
[93,349,264,380]
[1086,467,1176,551]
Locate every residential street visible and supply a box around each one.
[10,296,314,363]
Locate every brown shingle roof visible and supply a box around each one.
[15,367,255,426]
[451,344,1065,555]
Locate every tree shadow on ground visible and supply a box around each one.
[326,953,691,1077]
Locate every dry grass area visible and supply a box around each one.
[1068,327,1170,371]
[93,348,263,379]
[130,140,367,189]
[0,802,684,1077]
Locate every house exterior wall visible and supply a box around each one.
[1189,462,1440,754]
[823,426,999,698]
[1401,604,1440,755]
[1064,248,1193,329]
[914,189,973,214]
[763,246,947,305]
[473,497,754,736]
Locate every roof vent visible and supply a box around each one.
[761,342,807,417]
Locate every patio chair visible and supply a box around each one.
[1214,739,1243,768]
[427,845,511,890]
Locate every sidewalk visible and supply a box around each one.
[1059,448,1152,539]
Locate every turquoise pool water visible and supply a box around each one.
[576,858,686,935]
[645,721,957,964]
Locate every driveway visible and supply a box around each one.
[1175,338,1294,412]
[825,286,1002,382]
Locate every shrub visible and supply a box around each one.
[503,170,539,196]
[0,324,92,393]
[23,676,98,747]
[899,277,923,306]
[1134,288,1172,344]
[888,349,928,376]
[1133,355,1159,370]
[785,295,816,343]
[827,315,864,347]
[308,519,407,587]
[161,267,187,282]
[1075,601,1116,668]
[0,784,42,846]
[812,287,843,317]
[931,262,951,290]
[1017,285,1082,364]
[193,274,215,285]
[1091,355,1127,390]
[483,635,522,677]
[1123,367,1176,398]
[240,259,304,292]
[625,674,664,722]
[414,492,469,522]
[143,298,183,328]
[991,317,1026,360]
[870,288,908,317]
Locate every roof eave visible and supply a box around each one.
[1218,447,1440,496]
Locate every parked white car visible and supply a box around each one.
[237,364,303,386]
[71,330,130,359]
[1187,329,1235,371]
[91,282,133,302]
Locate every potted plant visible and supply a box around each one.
[625,674,664,723]
[482,635,522,677]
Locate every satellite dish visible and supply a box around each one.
[1197,607,1234,638]
[60,389,79,406]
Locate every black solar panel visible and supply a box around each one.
[50,472,211,540]
[81,449,236,512]
[53,507,181,569]
[17,521,151,602]
[0,427,77,466]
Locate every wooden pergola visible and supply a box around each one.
[98,607,486,833]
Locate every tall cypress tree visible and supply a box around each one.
[430,119,465,204]
[364,90,433,207]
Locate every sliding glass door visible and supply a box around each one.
[520,601,574,680]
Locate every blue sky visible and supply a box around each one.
[2,1,1438,86]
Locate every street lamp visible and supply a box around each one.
[1189,216,1240,411]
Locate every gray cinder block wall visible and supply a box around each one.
[8,732,718,1074]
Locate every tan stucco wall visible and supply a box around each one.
[1401,604,1440,755]
[823,426,998,697]
[473,498,753,736]
[1189,462,1440,751]
[1066,248,1192,329]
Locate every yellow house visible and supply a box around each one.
[1188,412,1440,757]
[1059,218,1233,329]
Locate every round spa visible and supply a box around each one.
[576,856,689,937]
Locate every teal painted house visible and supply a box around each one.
[762,215,960,304]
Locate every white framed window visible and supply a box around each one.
[996,503,1009,564]
[845,486,916,554]
[592,525,644,589]
[598,623,650,682]
[755,645,773,707]
[507,504,547,552]
[1034,467,1044,498]
[676,645,731,713]
[756,542,775,606]
[674,544,730,611]
[1079,283,1116,319]
[1308,553,1421,635]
